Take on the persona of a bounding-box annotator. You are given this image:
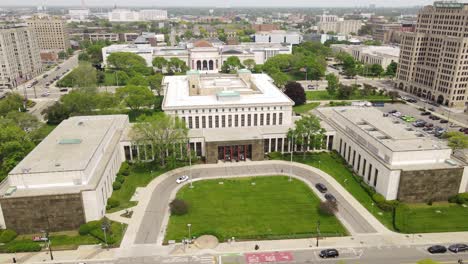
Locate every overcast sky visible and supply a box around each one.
[1,0,435,7]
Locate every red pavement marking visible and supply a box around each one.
[245,252,294,263]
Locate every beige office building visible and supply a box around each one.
[27,15,70,52]
[0,25,42,88]
[396,1,468,108]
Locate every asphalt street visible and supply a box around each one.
[133,162,379,245]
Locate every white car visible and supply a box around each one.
[176,175,189,184]
[392,111,402,117]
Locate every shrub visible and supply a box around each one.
[106,197,120,210]
[2,240,41,253]
[112,181,122,190]
[170,199,188,216]
[448,193,468,204]
[0,229,17,243]
[268,152,283,160]
[119,162,130,176]
[116,175,125,184]
[79,220,101,235]
[318,201,338,216]
[448,195,458,203]
[372,193,398,211]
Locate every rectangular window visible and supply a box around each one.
[248,114,251,126]
[271,138,276,152]
[272,113,277,125]
[352,150,356,167]
[260,114,264,125]
[278,138,283,152]
[343,143,347,158]
[182,116,186,126]
[362,159,367,176]
[235,115,239,127]
[124,146,131,161]
[195,116,199,128]
[339,139,342,154]
[228,115,232,127]
[374,169,379,187]
[264,139,270,153]
[368,164,372,182]
[222,115,226,127]
[188,116,193,129]
[202,116,206,128]
[266,113,271,125]
[215,116,219,128]
[347,146,351,161]
[241,114,245,126]
[279,113,283,125]
[254,114,258,126]
[209,116,212,128]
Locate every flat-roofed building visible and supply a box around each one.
[317,106,468,202]
[0,115,129,233]
[331,44,399,68]
[254,30,302,45]
[317,19,362,35]
[27,15,70,52]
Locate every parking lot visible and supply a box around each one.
[375,103,463,140]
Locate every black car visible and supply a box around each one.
[325,193,337,203]
[315,183,328,193]
[448,244,468,253]
[429,115,440,120]
[421,111,431,116]
[59,88,68,92]
[428,245,447,254]
[440,119,449,124]
[319,249,339,258]
[388,109,398,114]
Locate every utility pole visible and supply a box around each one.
[188,141,193,188]
[45,216,53,260]
[289,135,294,181]
[316,219,320,247]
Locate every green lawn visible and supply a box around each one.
[293,102,320,114]
[271,152,395,230]
[165,176,347,242]
[306,90,390,101]
[395,203,468,233]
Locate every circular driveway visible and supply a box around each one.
[121,160,390,248]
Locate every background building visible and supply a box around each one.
[27,15,70,52]
[332,44,399,68]
[317,106,468,202]
[317,19,362,35]
[0,115,128,233]
[315,13,339,23]
[0,24,42,89]
[396,1,468,108]
[68,8,90,22]
[254,30,302,45]
[108,9,167,22]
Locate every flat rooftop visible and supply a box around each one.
[162,73,294,109]
[317,107,449,152]
[9,115,127,175]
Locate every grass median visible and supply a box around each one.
[293,102,320,115]
[306,90,390,101]
[164,176,347,242]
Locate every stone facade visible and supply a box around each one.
[397,168,464,203]
[0,193,85,234]
[205,139,264,164]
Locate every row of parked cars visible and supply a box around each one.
[428,243,468,254]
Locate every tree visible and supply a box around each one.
[107,52,148,72]
[221,56,243,73]
[243,59,256,70]
[0,93,24,115]
[358,24,373,36]
[337,84,355,99]
[5,112,40,132]
[370,64,384,77]
[270,71,289,88]
[168,58,189,73]
[131,113,188,167]
[443,131,468,152]
[41,102,71,125]
[387,91,399,102]
[58,51,67,60]
[116,85,155,111]
[386,61,398,77]
[169,199,188,215]
[318,201,338,216]
[127,75,149,87]
[152,57,168,72]
[284,82,306,106]
[325,73,339,95]
[69,62,98,87]
[288,114,325,158]
[147,74,164,96]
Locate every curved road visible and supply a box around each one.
[122,160,390,247]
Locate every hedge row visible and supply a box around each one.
[448,193,468,204]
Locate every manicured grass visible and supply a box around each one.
[305,90,390,101]
[395,203,468,233]
[271,152,395,230]
[293,102,320,114]
[165,176,347,242]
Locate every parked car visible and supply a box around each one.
[392,112,402,118]
[407,98,417,103]
[425,123,434,128]
[429,107,436,111]
[421,111,431,116]
[401,115,416,122]
[319,249,339,258]
[59,88,68,92]
[422,127,433,132]
[440,119,449,124]
[324,193,337,203]
[429,115,440,120]
[413,120,426,127]
[448,244,468,253]
[41,91,50,97]
[383,113,389,117]
[43,74,48,78]
[176,175,189,184]
[388,110,398,114]
[315,183,328,193]
[428,245,447,254]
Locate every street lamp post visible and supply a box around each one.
[188,141,193,189]
[316,219,321,247]
[289,136,294,182]
[187,223,192,243]
[45,216,54,260]
[102,226,108,248]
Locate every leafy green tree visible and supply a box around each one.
[152,57,168,72]
[168,58,189,73]
[284,81,306,106]
[5,112,40,132]
[370,64,384,77]
[131,113,188,167]
[58,51,67,60]
[114,71,129,86]
[147,74,164,96]
[325,73,339,95]
[116,85,155,111]
[58,62,97,88]
[41,101,71,125]
[0,93,24,115]
[337,84,355,99]
[243,59,256,70]
[443,131,468,152]
[61,89,98,114]
[127,75,149,87]
[221,56,243,73]
[386,61,398,77]
[387,91,399,102]
[107,52,147,72]
[270,71,289,88]
[287,114,325,158]
[336,52,357,78]
[78,52,90,61]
